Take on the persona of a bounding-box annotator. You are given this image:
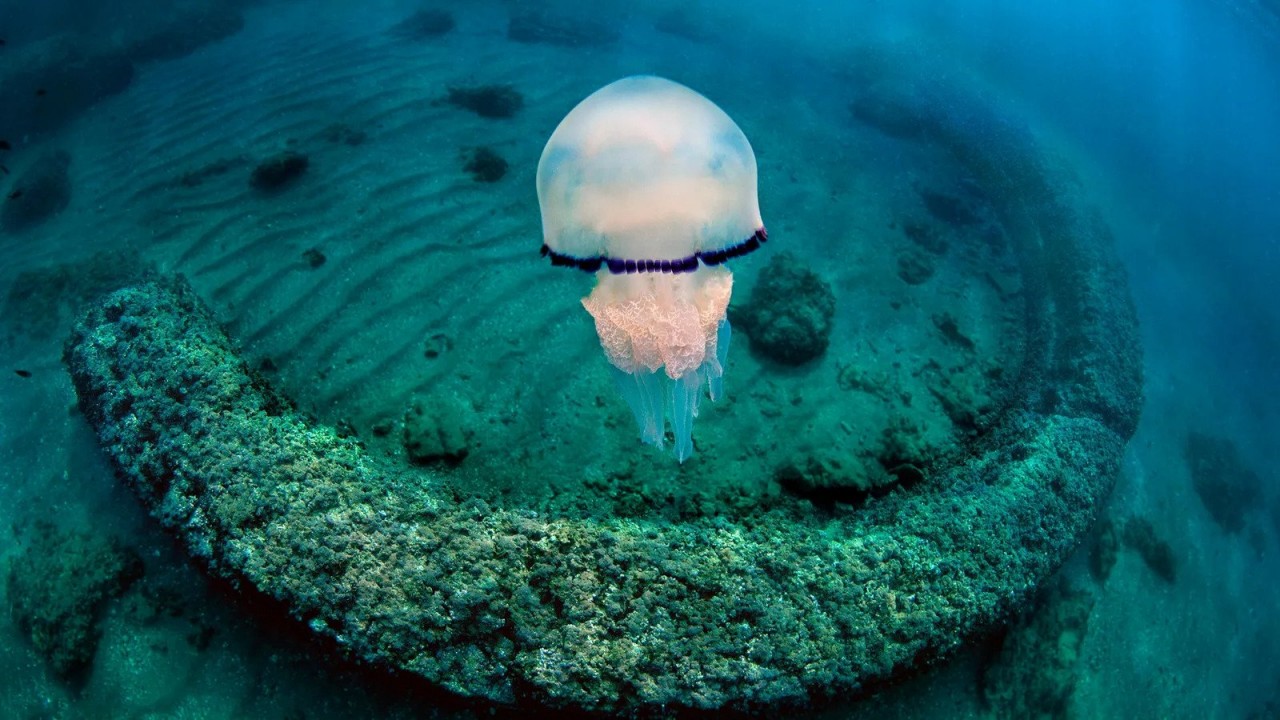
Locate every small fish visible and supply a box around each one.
[7,189,22,199]
[14,369,32,378]
[0,38,6,46]
[0,140,10,150]
[35,88,46,97]
[0,165,8,175]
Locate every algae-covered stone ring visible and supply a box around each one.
[65,66,1141,715]
[536,75,766,462]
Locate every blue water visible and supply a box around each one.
[1,0,1277,717]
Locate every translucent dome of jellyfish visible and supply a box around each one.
[537,75,767,462]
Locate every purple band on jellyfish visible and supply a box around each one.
[540,227,767,275]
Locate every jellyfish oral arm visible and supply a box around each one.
[583,270,730,377]
[583,270,733,462]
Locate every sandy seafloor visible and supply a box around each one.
[1,0,1278,717]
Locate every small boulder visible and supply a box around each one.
[403,394,475,465]
[6,521,144,685]
[777,417,931,503]
[249,150,308,191]
[732,252,836,365]
[777,447,893,501]
[1186,431,1262,533]
[463,146,507,182]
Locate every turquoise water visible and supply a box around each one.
[1,1,1277,717]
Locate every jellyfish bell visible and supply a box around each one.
[537,75,766,462]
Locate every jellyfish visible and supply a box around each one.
[536,75,766,462]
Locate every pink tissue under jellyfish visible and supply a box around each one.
[536,75,766,462]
